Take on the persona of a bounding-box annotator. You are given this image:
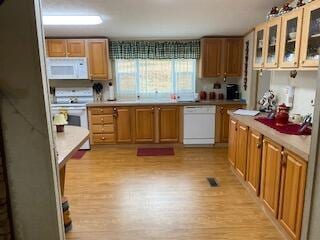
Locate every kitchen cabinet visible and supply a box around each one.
[87,39,110,80]
[134,107,155,143]
[158,106,179,143]
[224,38,243,77]
[200,38,223,78]
[46,39,67,57]
[278,151,307,240]
[215,104,245,143]
[115,107,132,143]
[246,130,262,195]
[228,118,238,166]
[279,8,304,68]
[261,138,282,217]
[253,23,267,69]
[300,0,320,68]
[235,123,248,179]
[264,17,282,69]
[67,39,86,57]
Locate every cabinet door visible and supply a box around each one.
[134,107,155,143]
[200,38,223,78]
[228,118,238,166]
[278,151,307,240]
[158,106,179,143]
[261,138,282,216]
[300,0,320,67]
[87,39,109,80]
[224,38,243,77]
[253,23,267,69]
[264,17,282,68]
[246,130,262,195]
[115,107,132,143]
[235,123,248,179]
[46,39,66,57]
[67,39,86,57]
[279,8,303,68]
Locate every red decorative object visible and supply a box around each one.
[218,93,224,100]
[255,117,311,136]
[199,91,207,100]
[137,147,175,156]
[209,92,216,100]
[56,125,65,133]
[275,104,289,126]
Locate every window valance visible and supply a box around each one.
[110,40,200,59]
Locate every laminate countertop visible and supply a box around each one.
[54,126,89,168]
[87,99,246,107]
[228,111,311,161]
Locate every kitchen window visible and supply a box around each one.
[115,59,196,99]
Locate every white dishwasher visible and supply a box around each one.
[183,106,216,144]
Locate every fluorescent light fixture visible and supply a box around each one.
[43,16,102,25]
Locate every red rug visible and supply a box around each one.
[255,117,312,136]
[72,150,87,159]
[137,147,175,156]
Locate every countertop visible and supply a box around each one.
[228,111,311,161]
[87,99,246,107]
[54,126,89,168]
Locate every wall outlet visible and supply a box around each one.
[311,99,315,107]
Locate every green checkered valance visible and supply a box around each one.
[110,40,200,59]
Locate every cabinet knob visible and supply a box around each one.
[100,109,104,112]
[302,60,305,64]
[158,107,161,110]
[274,62,277,65]
[256,143,262,149]
[294,61,297,65]
[101,137,105,140]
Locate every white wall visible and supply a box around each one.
[269,71,317,116]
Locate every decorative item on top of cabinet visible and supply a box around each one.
[200,38,223,78]
[254,23,267,69]
[278,150,307,240]
[300,0,320,67]
[133,107,155,143]
[235,123,248,179]
[158,106,179,143]
[228,118,238,166]
[246,130,263,196]
[279,8,304,68]
[264,17,282,68]
[87,39,110,80]
[46,39,67,57]
[261,138,282,217]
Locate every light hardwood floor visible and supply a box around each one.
[65,146,285,240]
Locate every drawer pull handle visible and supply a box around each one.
[101,137,105,140]
[100,109,103,112]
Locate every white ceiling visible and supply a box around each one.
[42,0,284,40]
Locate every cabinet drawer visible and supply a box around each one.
[91,124,114,134]
[93,134,115,144]
[91,115,114,125]
[90,107,114,115]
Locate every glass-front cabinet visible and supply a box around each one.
[253,23,266,69]
[264,18,282,68]
[300,1,320,67]
[279,9,303,68]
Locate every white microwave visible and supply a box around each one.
[46,57,88,80]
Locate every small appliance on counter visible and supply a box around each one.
[226,84,239,100]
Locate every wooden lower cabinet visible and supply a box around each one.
[278,151,307,240]
[261,138,282,217]
[115,107,132,143]
[158,106,179,143]
[134,107,155,143]
[228,118,238,166]
[246,130,262,195]
[235,123,248,179]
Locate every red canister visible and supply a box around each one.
[199,91,207,100]
[275,104,289,126]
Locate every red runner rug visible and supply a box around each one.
[137,147,175,156]
[72,150,87,159]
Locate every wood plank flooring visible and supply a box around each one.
[65,146,285,240]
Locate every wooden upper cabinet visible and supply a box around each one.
[67,39,85,57]
[46,39,67,57]
[264,17,282,69]
[253,23,267,69]
[278,151,307,240]
[279,8,304,68]
[87,39,109,80]
[246,130,262,195]
[200,38,223,78]
[261,138,282,217]
[134,107,155,143]
[235,123,248,179]
[228,118,238,166]
[158,106,179,143]
[115,107,132,143]
[224,38,243,77]
[300,0,320,68]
